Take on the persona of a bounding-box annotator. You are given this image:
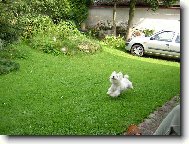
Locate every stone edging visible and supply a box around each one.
[123,95,180,135]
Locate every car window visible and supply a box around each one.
[153,31,175,42]
[175,34,180,43]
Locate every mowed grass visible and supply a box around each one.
[0,45,180,135]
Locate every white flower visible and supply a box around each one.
[53,37,56,42]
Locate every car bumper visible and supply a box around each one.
[125,43,131,51]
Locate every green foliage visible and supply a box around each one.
[162,0,179,7]
[0,59,20,75]
[21,14,54,39]
[145,0,159,11]
[26,0,72,23]
[102,35,125,50]
[0,39,30,75]
[26,16,101,55]
[0,20,22,44]
[15,0,90,24]
[0,40,28,60]
[144,0,179,11]
[0,1,22,43]
[0,39,3,49]
[0,0,92,45]
[69,0,91,24]
[142,29,155,37]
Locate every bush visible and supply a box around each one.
[27,16,101,56]
[0,59,20,75]
[25,0,91,25]
[0,39,3,50]
[21,15,54,39]
[0,20,22,44]
[1,0,91,24]
[102,35,125,50]
[0,40,30,75]
[0,42,28,60]
[0,1,25,44]
[143,29,155,37]
[0,0,92,45]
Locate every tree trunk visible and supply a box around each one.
[112,2,116,36]
[125,0,137,41]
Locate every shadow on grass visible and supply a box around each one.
[142,54,180,63]
[113,46,180,63]
[106,90,133,102]
[103,46,180,67]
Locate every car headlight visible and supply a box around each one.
[126,38,132,46]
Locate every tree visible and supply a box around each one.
[112,0,128,36]
[125,0,136,41]
[112,0,117,36]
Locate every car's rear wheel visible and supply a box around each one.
[131,44,144,56]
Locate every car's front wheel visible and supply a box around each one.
[131,44,144,56]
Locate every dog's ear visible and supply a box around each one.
[124,74,129,79]
[118,72,123,75]
[118,72,123,78]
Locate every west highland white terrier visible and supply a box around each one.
[107,71,133,97]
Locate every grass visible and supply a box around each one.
[0,43,180,135]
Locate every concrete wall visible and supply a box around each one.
[87,7,180,32]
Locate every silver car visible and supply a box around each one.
[125,30,180,58]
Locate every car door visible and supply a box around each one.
[145,31,176,55]
[168,33,180,57]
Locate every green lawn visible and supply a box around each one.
[0,45,180,135]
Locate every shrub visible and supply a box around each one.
[25,0,91,25]
[0,20,22,44]
[27,16,101,56]
[0,1,25,44]
[0,41,28,60]
[19,14,55,39]
[0,39,3,50]
[143,29,155,37]
[0,40,30,75]
[13,0,90,25]
[0,0,92,45]
[78,39,101,54]
[0,59,20,75]
[102,35,125,50]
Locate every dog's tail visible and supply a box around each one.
[124,74,129,79]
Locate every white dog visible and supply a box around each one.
[107,71,133,97]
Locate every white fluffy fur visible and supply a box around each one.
[107,71,133,97]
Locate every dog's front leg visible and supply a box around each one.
[110,90,120,97]
[107,87,113,95]
[107,86,114,95]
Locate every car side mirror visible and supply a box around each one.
[150,37,155,40]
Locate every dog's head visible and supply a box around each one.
[110,71,123,83]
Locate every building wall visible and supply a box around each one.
[87,7,180,32]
